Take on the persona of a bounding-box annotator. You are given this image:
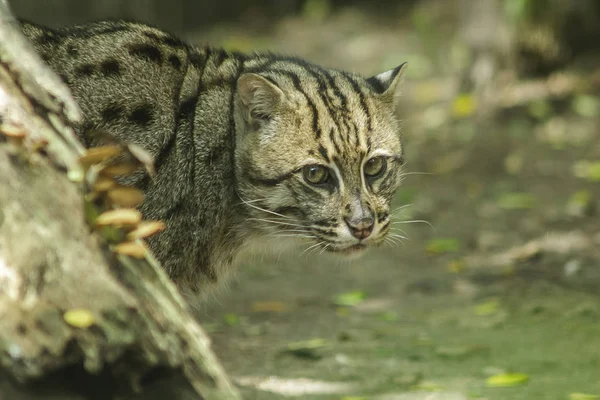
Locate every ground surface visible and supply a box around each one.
[193,5,600,399]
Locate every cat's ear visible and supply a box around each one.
[366,62,407,101]
[237,73,284,121]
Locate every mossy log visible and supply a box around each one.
[0,2,239,399]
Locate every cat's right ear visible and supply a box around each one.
[237,73,284,122]
[366,62,407,104]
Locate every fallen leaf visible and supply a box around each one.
[486,373,529,387]
[569,393,599,400]
[63,309,95,328]
[251,301,289,312]
[332,290,367,307]
[452,93,476,118]
[223,313,240,326]
[474,300,499,316]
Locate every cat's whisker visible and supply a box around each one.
[391,204,413,216]
[388,234,408,243]
[319,243,331,255]
[239,197,293,220]
[268,234,315,239]
[276,229,313,234]
[389,226,408,236]
[383,236,397,246]
[248,217,307,229]
[386,233,403,244]
[301,241,325,256]
[383,237,397,248]
[398,171,433,177]
[391,219,434,230]
[237,197,267,204]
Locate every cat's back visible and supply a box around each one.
[20,20,195,151]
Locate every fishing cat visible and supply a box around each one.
[20,20,407,293]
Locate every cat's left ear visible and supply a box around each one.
[366,62,407,101]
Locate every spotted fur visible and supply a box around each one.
[20,20,407,293]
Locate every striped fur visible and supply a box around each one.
[20,20,407,294]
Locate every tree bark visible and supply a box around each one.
[0,2,240,399]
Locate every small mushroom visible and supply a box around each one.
[96,208,142,226]
[127,221,166,240]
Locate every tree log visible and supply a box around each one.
[0,2,240,399]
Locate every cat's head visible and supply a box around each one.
[234,60,406,256]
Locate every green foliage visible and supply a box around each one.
[332,290,367,307]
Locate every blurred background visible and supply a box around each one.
[14,1,600,399]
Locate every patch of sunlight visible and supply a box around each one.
[236,376,355,396]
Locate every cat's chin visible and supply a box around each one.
[327,243,369,259]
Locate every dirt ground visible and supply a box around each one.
[192,5,600,399]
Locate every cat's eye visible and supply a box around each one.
[364,156,387,178]
[303,165,330,185]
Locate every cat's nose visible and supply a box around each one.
[345,217,374,240]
